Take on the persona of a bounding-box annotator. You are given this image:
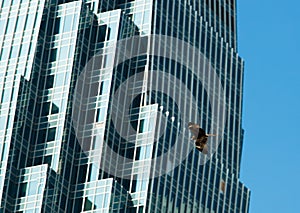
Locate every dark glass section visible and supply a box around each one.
[47,127,56,141]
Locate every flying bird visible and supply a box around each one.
[188,122,216,154]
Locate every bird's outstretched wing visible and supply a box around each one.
[188,122,206,138]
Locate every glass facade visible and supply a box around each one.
[0,0,250,212]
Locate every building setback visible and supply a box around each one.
[0,0,250,212]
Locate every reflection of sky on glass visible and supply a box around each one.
[238,0,300,212]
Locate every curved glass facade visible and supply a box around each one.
[0,0,249,212]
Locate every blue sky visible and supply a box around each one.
[238,0,300,212]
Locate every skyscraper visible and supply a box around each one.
[0,0,250,212]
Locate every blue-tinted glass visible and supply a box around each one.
[59,46,69,60]
[107,23,117,40]
[139,119,145,133]
[28,181,38,195]
[63,15,72,32]
[11,0,19,5]
[1,89,11,103]
[0,19,6,32]
[99,80,109,95]
[0,47,10,60]
[145,145,151,158]
[1,1,10,8]
[0,116,6,130]
[95,194,104,208]
[24,14,34,31]
[96,107,106,122]
[10,45,19,58]
[54,73,65,86]
[16,15,25,32]
[20,43,30,57]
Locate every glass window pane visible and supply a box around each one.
[41,102,50,116]
[99,80,109,95]
[16,15,25,32]
[20,43,30,57]
[94,194,104,209]
[24,14,34,31]
[84,198,93,211]
[143,11,150,24]
[63,15,72,32]
[19,183,27,197]
[11,0,19,5]
[1,1,10,8]
[10,45,19,59]
[54,17,60,34]
[108,23,117,40]
[96,107,106,122]
[0,19,6,33]
[54,73,64,86]
[45,75,54,89]
[145,145,151,158]
[68,45,75,58]
[59,46,69,61]
[47,127,56,141]
[139,119,146,133]
[50,48,57,62]
[38,129,47,144]
[43,155,52,165]
[72,14,79,30]
[0,47,10,61]
[1,89,11,103]
[51,103,59,114]
[97,25,107,42]
[0,116,7,130]
[28,181,38,195]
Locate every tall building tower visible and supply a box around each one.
[0,0,250,212]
